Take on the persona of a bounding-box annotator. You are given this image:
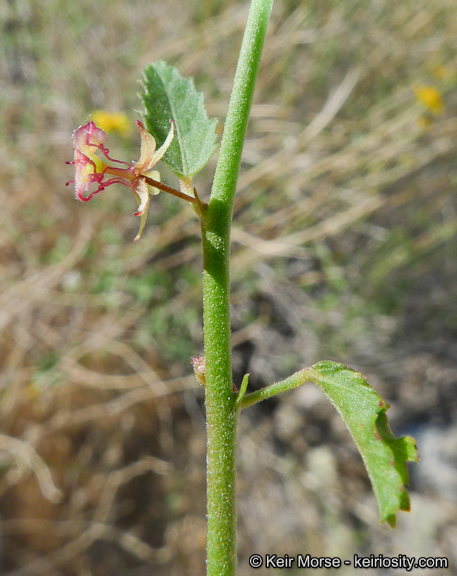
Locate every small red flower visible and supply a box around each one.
[67,119,174,241]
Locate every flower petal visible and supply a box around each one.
[150,120,174,166]
[132,178,150,242]
[73,122,108,157]
[132,178,150,216]
[69,121,136,201]
[146,170,161,196]
[135,121,157,174]
[73,149,106,201]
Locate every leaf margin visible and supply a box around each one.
[308,360,419,527]
[141,61,218,178]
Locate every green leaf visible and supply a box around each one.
[141,61,218,177]
[241,360,419,526]
[308,361,419,527]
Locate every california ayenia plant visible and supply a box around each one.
[67,0,418,574]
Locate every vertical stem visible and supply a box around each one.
[202,1,274,575]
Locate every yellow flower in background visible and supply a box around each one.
[413,84,444,115]
[431,65,453,81]
[90,110,131,135]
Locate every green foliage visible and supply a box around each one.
[91,268,117,295]
[46,235,72,264]
[141,61,218,177]
[309,362,418,527]
[242,361,419,527]
[125,269,171,303]
[146,305,200,363]
[32,351,62,387]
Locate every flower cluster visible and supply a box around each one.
[67,119,174,241]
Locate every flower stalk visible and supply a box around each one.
[142,175,198,205]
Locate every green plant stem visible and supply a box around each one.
[201,1,274,575]
[240,368,312,410]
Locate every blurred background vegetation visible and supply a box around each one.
[1,0,457,574]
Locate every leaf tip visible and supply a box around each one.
[386,514,397,528]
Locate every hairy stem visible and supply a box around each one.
[240,368,312,410]
[202,1,274,575]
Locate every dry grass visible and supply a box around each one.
[1,0,457,574]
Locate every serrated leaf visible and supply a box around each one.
[307,361,419,527]
[141,61,218,177]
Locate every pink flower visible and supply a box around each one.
[67,119,174,241]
